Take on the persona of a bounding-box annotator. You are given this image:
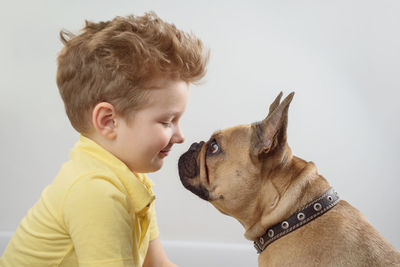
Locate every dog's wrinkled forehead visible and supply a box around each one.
[209,125,253,147]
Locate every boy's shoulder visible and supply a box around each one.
[57,156,122,189]
[46,154,123,205]
[45,137,123,199]
[44,136,154,213]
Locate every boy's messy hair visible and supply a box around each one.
[57,12,209,134]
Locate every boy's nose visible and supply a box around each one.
[173,126,185,144]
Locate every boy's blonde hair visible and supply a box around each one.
[57,12,209,134]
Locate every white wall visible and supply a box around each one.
[1,0,399,263]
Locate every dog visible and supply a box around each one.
[178,92,400,266]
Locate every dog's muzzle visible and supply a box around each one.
[178,141,204,179]
[178,141,210,201]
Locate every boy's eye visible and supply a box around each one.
[162,122,172,127]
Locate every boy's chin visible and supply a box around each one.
[127,158,163,173]
[144,158,164,173]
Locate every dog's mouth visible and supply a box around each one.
[178,141,210,201]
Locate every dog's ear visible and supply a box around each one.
[267,92,283,117]
[252,92,294,156]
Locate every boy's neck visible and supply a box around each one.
[84,132,115,156]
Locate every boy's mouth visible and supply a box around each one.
[159,146,172,157]
[160,149,170,156]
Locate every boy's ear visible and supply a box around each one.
[92,102,117,139]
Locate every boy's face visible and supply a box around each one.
[114,77,189,173]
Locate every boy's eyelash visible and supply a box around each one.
[161,122,172,127]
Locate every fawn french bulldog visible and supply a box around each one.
[178,92,400,266]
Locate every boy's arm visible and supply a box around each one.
[143,238,178,267]
[63,176,136,265]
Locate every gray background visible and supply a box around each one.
[1,0,399,262]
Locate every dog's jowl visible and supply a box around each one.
[178,92,400,267]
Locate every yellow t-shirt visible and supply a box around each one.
[0,135,159,267]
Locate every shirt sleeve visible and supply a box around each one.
[62,175,135,266]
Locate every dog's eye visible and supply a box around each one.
[210,141,219,154]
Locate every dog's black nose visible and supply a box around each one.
[189,141,205,151]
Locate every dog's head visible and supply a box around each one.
[178,92,295,222]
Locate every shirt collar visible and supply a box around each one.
[71,135,155,213]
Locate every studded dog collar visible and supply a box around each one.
[254,187,340,254]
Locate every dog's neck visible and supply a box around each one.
[243,156,331,241]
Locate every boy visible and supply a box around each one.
[0,12,209,266]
